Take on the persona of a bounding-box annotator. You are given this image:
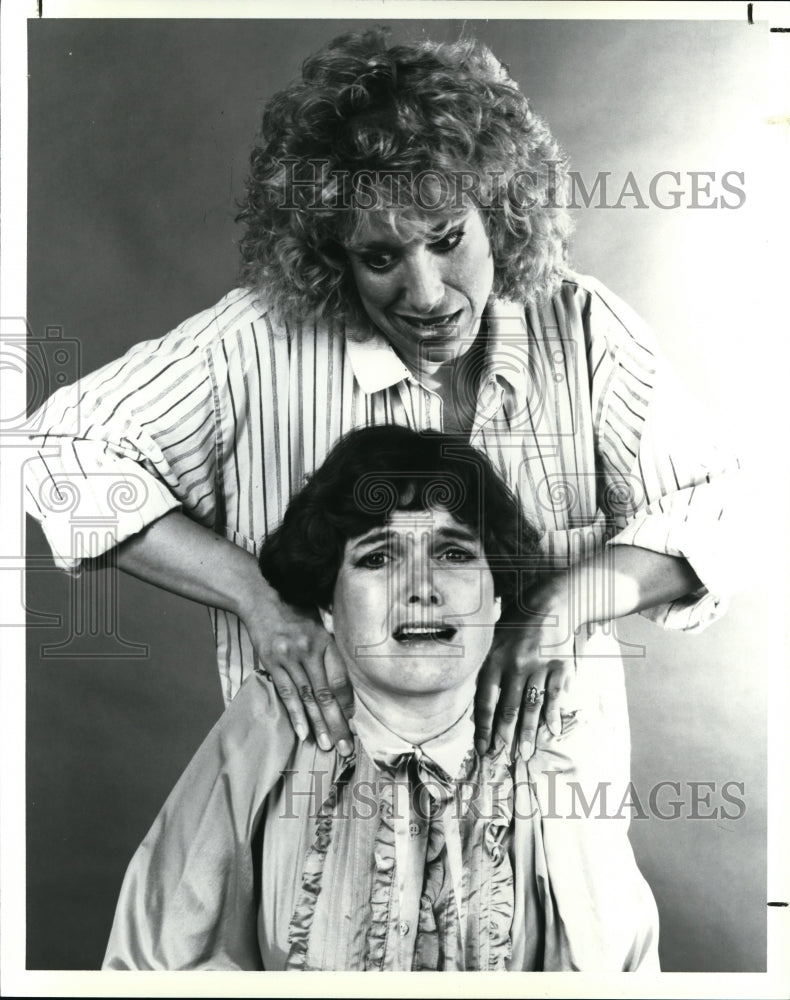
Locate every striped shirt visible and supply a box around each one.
[24,273,739,704]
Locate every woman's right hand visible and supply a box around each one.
[239,583,355,755]
[114,511,355,753]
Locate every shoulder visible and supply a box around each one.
[166,287,281,349]
[555,271,659,361]
[219,670,297,756]
[133,288,299,393]
[192,289,350,357]
[198,672,347,811]
[158,671,301,816]
[96,289,280,379]
[559,272,652,335]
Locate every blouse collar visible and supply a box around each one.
[350,693,475,781]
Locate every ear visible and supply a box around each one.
[319,606,335,636]
[493,595,502,625]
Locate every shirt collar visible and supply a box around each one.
[482,298,531,399]
[344,299,531,399]
[350,693,475,781]
[344,323,413,394]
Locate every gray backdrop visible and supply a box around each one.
[26,17,768,971]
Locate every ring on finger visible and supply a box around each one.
[526,685,544,706]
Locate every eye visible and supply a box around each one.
[429,227,465,254]
[358,251,396,272]
[355,549,392,569]
[435,545,477,563]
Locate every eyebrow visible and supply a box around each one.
[349,528,392,550]
[434,525,481,545]
[346,218,466,253]
[346,240,398,254]
[349,523,481,551]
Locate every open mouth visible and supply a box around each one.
[392,624,458,643]
[396,310,461,333]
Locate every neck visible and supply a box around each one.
[410,316,488,393]
[411,356,457,394]
[352,677,477,747]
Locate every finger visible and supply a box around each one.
[543,659,567,737]
[517,670,547,761]
[329,676,355,722]
[270,639,331,748]
[311,686,354,755]
[296,635,353,755]
[324,640,355,719]
[273,635,335,751]
[491,647,532,753]
[474,653,504,754]
[298,642,354,756]
[265,654,311,744]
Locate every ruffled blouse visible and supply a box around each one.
[103,670,660,972]
[271,694,513,971]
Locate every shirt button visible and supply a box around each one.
[399,921,410,936]
[409,821,421,838]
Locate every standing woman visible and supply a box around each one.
[25,28,738,964]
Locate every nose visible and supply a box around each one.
[408,590,439,605]
[402,247,445,314]
[405,534,442,606]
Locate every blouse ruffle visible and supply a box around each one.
[283,739,516,971]
[285,753,357,970]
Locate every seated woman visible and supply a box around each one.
[103,426,659,972]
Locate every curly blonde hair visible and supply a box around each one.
[236,28,573,323]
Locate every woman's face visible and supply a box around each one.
[320,508,501,701]
[344,207,495,380]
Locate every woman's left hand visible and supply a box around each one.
[474,570,577,760]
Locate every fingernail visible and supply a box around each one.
[317,734,331,751]
[295,725,308,742]
[337,739,353,757]
[520,739,534,760]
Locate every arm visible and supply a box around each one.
[24,292,353,747]
[475,283,742,754]
[586,277,742,630]
[111,509,353,752]
[555,542,703,633]
[23,300,227,572]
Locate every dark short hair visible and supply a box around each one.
[236,28,572,323]
[259,425,540,613]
